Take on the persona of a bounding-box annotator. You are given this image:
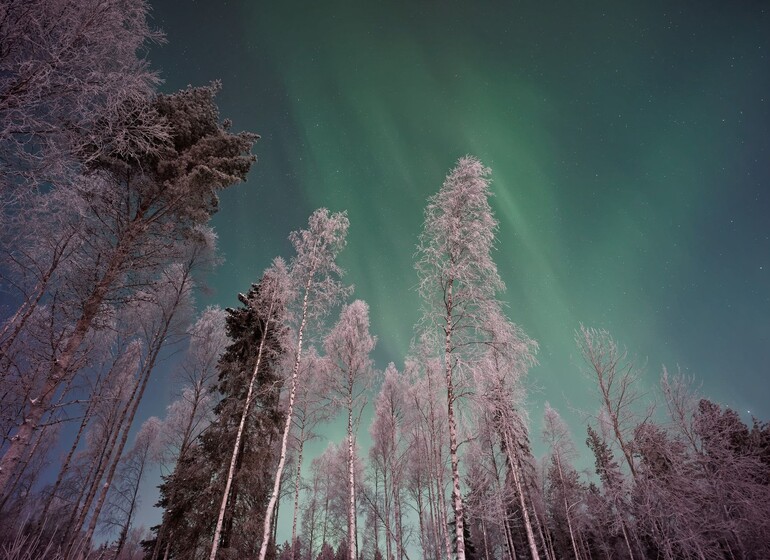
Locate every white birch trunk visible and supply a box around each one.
[504,429,540,560]
[443,280,466,560]
[291,428,305,559]
[347,387,356,560]
[259,274,313,560]
[554,452,581,560]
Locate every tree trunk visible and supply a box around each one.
[443,280,466,560]
[39,369,104,524]
[554,453,581,560]
[383,466,392,560]
[0,216,142,496]
[259,272,313,560]
[114,449,147,558]
[347,387,356,560]
[151,383,202,560]
[67,389,126,552]
[503,429,540,560]
[81,265,188,556]
[291,428,305,560]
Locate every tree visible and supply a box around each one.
[369,363,408,560]
[586,425,636,560]
[542,404,582,560]
[154,270,288,560]
[576,325,649,479]
[208,260,291,560]
[289,347,333,559]
[259,208,351,560]
[102,416,162,558]
[415,156,539,560]
[150,306,228,560]
[403,344,453,560]
[323,300,376,560]
[0,0,166,197]
[415,156,505,560]
[0,83,257,498]
[74,252,201,556]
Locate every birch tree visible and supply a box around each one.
[415,156,512,560]
[323,300,376,560]
[73,253,199,556]
[259,208,350,560]
[404,347,452,560]
[577,325,649,478]
[289,347,333,558]
[542,404,583,560]
[369,363,408,560]
[101,416,162,558]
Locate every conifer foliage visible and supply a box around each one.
[150,274,288,559]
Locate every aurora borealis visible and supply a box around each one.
[145,0,769,538]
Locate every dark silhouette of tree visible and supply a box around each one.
[151,274,287,559]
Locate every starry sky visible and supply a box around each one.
[141,0,769,539]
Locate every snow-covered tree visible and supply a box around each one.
[415,155,527,560]
[0,0,165,197]
[259,208,350,560]
[323,300,376,560]
[102,416,162,558]
[542,404,583,560]
[208,259,291,560]
[0,83,257,498]
[368,363,408,560]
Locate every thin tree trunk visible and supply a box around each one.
[39,369,104,524]
[503,429,540,560]
[423,450,440,560]
[62,419,112,549]
[414,474,427,560]
[554,453,581,560]
[80,265,189,556]
[0,237,74,377]
[114,450,147,558]
[259,272,313,560]
[424,371,451,560]
[389,418,403,560]
[67,386,127,552]
[347,387,356,560]
[489,437,516,560]
[481,517,491,560]
[443,279,466,560]
[307,494,317,560]
[291,428,305,560]
[383,466,392,560]
[151,383,204,560]
[322,476,329,548]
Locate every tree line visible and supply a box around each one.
[1,2,769,560]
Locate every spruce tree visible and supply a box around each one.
[150,275,287,559]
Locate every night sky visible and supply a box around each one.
[140,0,769,539]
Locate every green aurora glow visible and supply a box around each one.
[145,0,770,538]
